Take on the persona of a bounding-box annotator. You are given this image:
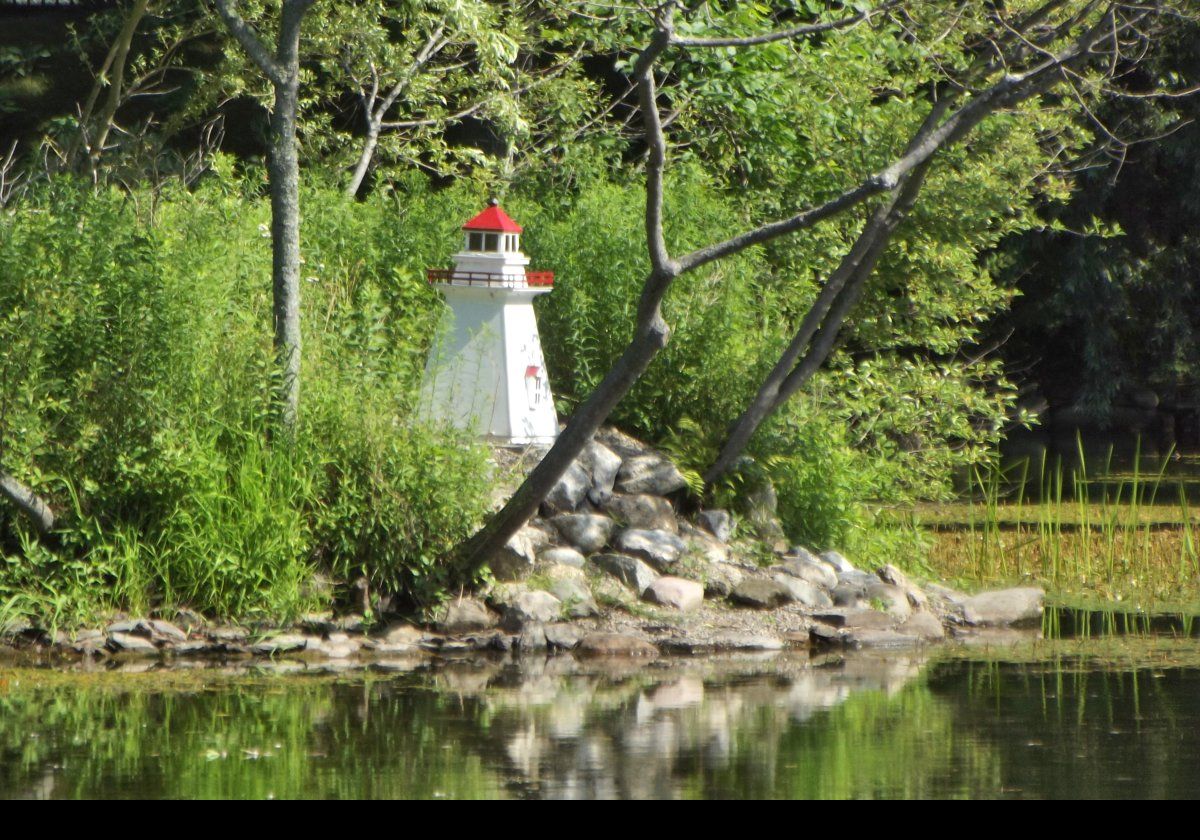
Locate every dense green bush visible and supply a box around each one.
[0,172,491,625]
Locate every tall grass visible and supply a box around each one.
[930,439,1200,607]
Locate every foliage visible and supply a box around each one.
[0,174,489,625]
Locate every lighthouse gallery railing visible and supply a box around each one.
[426,268,554,288]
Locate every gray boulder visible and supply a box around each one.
[544,461,591,512]
[591,553,659,594]
[865,582,912,620]
[615,455,688,496]
[730,577,795,609]
[701,561,745,598]
[961,587,1044,627]
[501,590,563,631]
[544,623,584,651]
[820,550,857,574]
[538,546,586,568]
[775,558,838,591]
[548,577,600,618]
[576,632,659,658]
[489,526,543,581]
[643,576,705,612]
[437,597,497,634]
[696,509,733,543]
[614,528,687,572]
[550,513,615,554]
[579,440,623,495]
[605,493,678,532]
[771,573,833,608]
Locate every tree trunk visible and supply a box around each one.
[456,305,671,574]
[0,472,54,535]
[704,161,935,484]
[269,78,302,432]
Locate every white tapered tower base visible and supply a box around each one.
[420,284,558,445]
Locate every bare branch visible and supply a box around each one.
[634,17,675,277]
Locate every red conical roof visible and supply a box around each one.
[463,202,523,233]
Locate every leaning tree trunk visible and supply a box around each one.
[457,298,671,574]
[345,121,381,198]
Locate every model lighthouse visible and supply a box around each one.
[420,200,559,445]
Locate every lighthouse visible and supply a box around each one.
[420,200,559,445]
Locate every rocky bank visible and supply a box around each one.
[0,428,1046,665]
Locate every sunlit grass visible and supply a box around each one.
[915,439,1200,610]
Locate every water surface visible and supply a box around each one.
[3,643,1199,799]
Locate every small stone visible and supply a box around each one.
[709,633,785,651]
[614,528,687,572]
[696,510,733,542]
[251,634,309,655]
[501,590,563,630]
[576,632,659,658]
[545,461,592,512]
[437,597,498,635]
[961,587,1045,627]
[775,558,838,591]
[538,546,586,568]
[771,573,833,608]
[604,493,678,532]
[643,576,705,612]
[550,513,615,554]
[730,577,795,609]
[615,455,688,496]
[591,553,659,594]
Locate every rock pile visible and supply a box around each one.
[0,428,1047,663]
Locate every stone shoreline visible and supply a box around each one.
[0,428,1048,666]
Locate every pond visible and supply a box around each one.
[3,642,1199,799]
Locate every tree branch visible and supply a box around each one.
[212,0,287,87]
[672,0,901,48]
[0,472,54,535]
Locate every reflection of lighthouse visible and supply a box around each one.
[419,200,559,445]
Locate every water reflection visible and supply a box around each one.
[2,647,1199,799]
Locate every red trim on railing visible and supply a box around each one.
[426,268,554,288]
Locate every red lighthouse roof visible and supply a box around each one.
[462,200,523,233]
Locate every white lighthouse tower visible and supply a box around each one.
[420,200,559,445]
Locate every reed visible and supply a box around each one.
[926,438,1200,609]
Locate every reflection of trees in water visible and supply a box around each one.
[432,654,1000,799]
[929,658,1200,799]
[0,654,1013,799]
